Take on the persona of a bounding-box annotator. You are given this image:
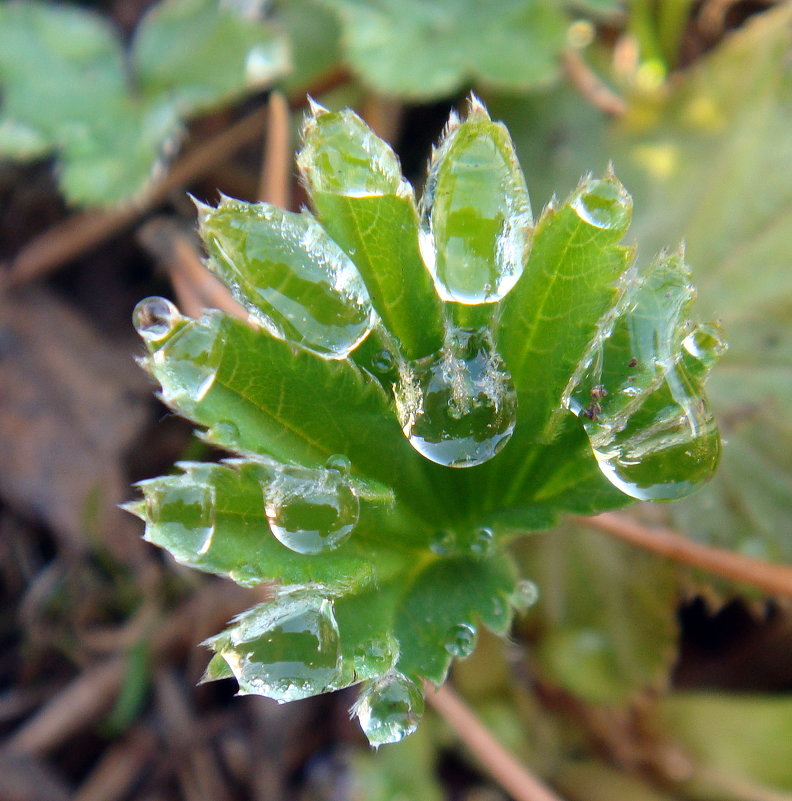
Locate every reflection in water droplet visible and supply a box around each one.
[264,467,359,554]
[142,481,216,561]
[444,622,478,657]
[682,322,726,380]
[570,178,632,231]
[353,672,424,748]
[206,594,347,702]
[133,296,181,342]
[395,328,517,468]
[420,100,532,304]
[511,579,539,611]
[199,200,376,359]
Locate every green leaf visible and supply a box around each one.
[298,104,443,359]
[132,0,289,113]
[130,96,722,745]
[0,0,287,206]
[515,522,679,704]
[319,0,568,99]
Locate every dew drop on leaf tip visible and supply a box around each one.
[444,622,478,657]
[353,672,424,748]
[571,178,632,231]
[133,296,181,343]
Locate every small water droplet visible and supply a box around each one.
[682,322,726,379]
[133,297,181,342]
[420,102,532,304]
[395,328,517,468]
[264,467,359,554]
[353,635,398,680]
[325,453,352,475]
[207,593,347,702]
[371,349,395,374]
[352,672,424,747]
[570,177,632,231]
[469,526,494,555]
[511,579,539,611]
[206,421,240,447]
[142,480,215,560]
[444,622,478,657]
[430,529,456,555]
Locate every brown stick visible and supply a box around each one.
[562,48,626,117]
[425,683,567,801]
[258,91,292,208]
[578,512,792,599]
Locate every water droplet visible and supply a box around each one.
[325,453,352,475]
[199,200,375,359]
[469,526,494,555]
[352,672,424,747]
[371,349,395,374]
[264,467,359,554]
[133,296,181,342]
[682,322,726,380]
[430,529,456,555]
[205,421,240,447]
[395,328,517,468]
[444,622,478,657]
[511,579,539,611]
[570,177,632,232]
[588,368,721,501]
[298,107,404,197]
[420,102,532,304]
[207,593,348,702]
[353,635,399,680]
[142,480,215,561]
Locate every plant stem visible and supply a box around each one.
[425,682,567,801]
[562,48,626,116]
[258,90,292,208]
[578,513,792,599]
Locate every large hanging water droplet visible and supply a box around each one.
[570,176,632,232]
[586,366,721,501]
[444,622,478,658]
[420,98,532,304]
[352,672,424,748]
[395,328,517,468]
[205,593,347,702]
[264,467,359,554]
[198,199,376,359]
[133,296,181,342]
[140,480,216,562]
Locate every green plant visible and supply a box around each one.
[0,0,287,206]
[126,96,723,746]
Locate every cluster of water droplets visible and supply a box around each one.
[394,327,518,468]
[566,252,725,501]
[419,96,533,304]
[263,457,360,555]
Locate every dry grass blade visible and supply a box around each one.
[425,682,567,801]
[579,512,792,599]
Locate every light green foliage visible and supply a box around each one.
[515,523,678,704]
[0,0,287,206]
[129,98,721,745]
[318,0,568,99]
[493,4,792,569]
